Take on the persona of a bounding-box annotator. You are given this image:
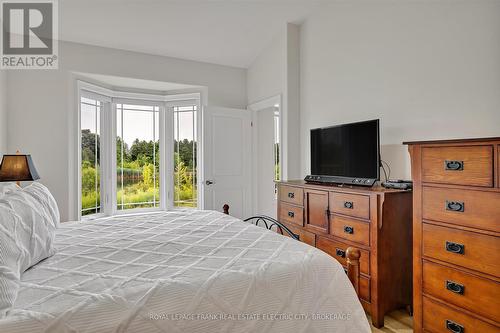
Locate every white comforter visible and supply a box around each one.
[0,210,370,333]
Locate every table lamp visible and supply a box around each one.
[0,153,40,186]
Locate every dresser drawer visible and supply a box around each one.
[279,222,316,247]
[423,186,500,233]
[330,215,370,246]
[279,203,304,227]
[423,297,499,333]
[330,192,370,220]
[316,236,370,275]
[279,185,303,206]
[422,145,494,187]
[423,261,500,321]
[422,223,500,277]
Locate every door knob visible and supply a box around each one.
[205,180,215,185]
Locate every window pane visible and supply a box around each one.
[116,104,160,210]
[173,105,197,208]
[81,98,101,216]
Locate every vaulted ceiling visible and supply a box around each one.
[59,0,323,68]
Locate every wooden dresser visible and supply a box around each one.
[406,138,500,333]
[276,180,412,328]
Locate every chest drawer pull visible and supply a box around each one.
[446,201,464,212]
[287,192,295,199]
[446,320,464,333]
[287,211,295,218]
[344,201,354,209]
[446,280,465,295]
[335,248,346,258]
[343,226,354,234]
[444,160,464,171]
[445,241,464,254]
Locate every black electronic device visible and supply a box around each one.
[381,180,413,190]
[305,119,380,187]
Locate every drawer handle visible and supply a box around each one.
[287,211,295,218]
[446,201,464,212]
[446,280,465,295]
[335,248,346,258]
[343,226,354,234]
[288,192,295,199]
[445,160,464,171]
[446,320,464,333]
[446,241,464,255]
[344,201,354,209]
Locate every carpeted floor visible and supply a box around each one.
[369,309,413,332]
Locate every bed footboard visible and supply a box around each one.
[346,247,361,294]
[243,215,300,240]
[223,205,299,240]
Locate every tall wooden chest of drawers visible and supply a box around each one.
[276,180,412,328]
[406,138,500,333]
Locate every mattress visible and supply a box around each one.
[0,210,370,333]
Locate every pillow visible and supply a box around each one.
[0,184,58,318]
[0,183,19,197]
[0,206,26,318]
[21,182,60,228]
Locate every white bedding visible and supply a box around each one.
[0,210,370,333]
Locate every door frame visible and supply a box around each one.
[248,94,283,216]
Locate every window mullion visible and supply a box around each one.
[99,101,113,216]
[109,102,117,215]
[161,104,172,210]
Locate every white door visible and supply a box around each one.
[202,106,251,219]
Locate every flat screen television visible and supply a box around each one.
[305,119,380,186]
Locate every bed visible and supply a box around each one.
[0,209,370,333]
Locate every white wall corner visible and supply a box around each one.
[0,70,7,155]
[283,23,301,180]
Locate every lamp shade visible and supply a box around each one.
[0,155,40,182]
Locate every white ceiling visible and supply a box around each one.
[59,0,323,68]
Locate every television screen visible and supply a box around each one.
[310,119,379,180]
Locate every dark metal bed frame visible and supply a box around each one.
[243,215,300,240]
[222,204,361,294]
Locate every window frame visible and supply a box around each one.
[78,90,111,220]
[74,80,201,221]
[167,98,202,209]
[113,99,165,215]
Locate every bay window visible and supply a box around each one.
[78,82,200,219]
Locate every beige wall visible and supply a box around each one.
[299,0,500,179]
[247,1,500,181]
[247,33,285,105]
[7,41,247,221]
[247,24,301,181]
[0,71,6,155]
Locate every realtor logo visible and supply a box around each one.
[1,0,58,69]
